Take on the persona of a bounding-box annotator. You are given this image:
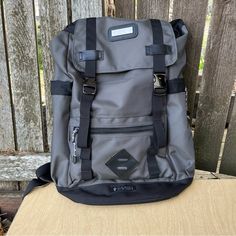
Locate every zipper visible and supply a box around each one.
[90,125,153,134]
[71,125,153,163]
[71,127,80,163]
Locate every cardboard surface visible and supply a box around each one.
[7,180,236,235]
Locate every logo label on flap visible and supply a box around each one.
[111,26,133,37]
[108,23,138,42]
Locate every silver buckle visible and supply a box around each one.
[153,73,166,96]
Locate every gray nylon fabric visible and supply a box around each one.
[50,17,195,189]
[73,18,177,73]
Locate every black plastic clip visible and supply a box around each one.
[83,78,97,95]
[153,73,167,96]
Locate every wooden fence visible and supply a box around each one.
[0,0,236,175]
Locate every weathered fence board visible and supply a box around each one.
[194,0,236,172]
[220,98,236,176]
[4,0,43,152]
[137,0,169,20]
[71,0,103,21]
[0,1,15,152]
[172,0,208,122]
[39,0,68,151]
[114,0,135,19]
[0,154,50,181]
[103,0,115,17]
[0,182,19,191]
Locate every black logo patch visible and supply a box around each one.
[110,185,136,193]
[105,149,138,179]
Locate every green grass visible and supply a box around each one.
[198,10,212,74]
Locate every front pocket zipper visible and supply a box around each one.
[71,125,153,163]
[90,125,153,134]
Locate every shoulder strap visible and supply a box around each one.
[147,19,168,179]
[23,162,52,197]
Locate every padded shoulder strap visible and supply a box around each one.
[24,162,52,197]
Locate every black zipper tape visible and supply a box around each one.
[90,125,153,135]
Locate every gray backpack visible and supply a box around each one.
[25,17,195,205]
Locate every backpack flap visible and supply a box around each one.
[72,17,178,74]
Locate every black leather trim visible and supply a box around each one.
[167,78,185,94]
[51,81,72,96]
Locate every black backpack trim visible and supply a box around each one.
[57,177,193,205]
[147,19,168,178]
[24,162,52,197]
[51,81,73,96]
[76,18,97,180]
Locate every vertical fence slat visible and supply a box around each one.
[194,0,236,171]
[137,0,169,20]
[0,1,15,151]
[4,0,43,152]
[172,0,208,122]
[114,0,135,19]
[72,0,103,21]
[39,0,68,150]
[103,0,115,17]
[220,98,236,175]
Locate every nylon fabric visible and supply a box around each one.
[24,17,195,206]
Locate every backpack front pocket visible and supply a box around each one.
[68,123,173,186]
[68,125,153,183]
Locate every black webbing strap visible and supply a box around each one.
[23,162,52,197]
[147,19,167,179]
[167,78,185,94]
[51,81,72,96]
[145,44,171,55]
[151,20,165,74]
[76,18,97,181]
[147,138,160,179]
[84,18,97,78]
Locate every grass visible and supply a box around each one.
[198,15,211,74]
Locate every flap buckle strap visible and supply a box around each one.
[78,17,97,181]
[147,19,168,179]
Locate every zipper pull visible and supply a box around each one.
[71,127,80,163]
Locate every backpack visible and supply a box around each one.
[25,17,195,205]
